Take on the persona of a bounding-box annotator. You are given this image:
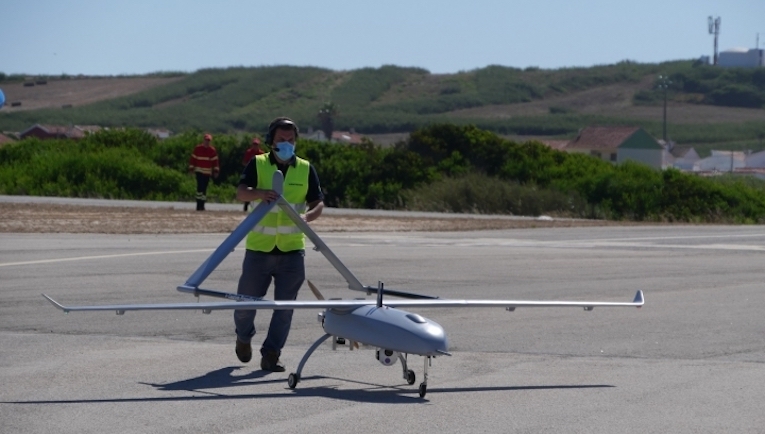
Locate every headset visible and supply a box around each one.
[265,117,299,145]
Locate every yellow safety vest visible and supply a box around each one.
[245,154,310,252]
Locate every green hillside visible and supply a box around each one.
[1,61,764,153]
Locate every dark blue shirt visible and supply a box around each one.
[238,152,324,204]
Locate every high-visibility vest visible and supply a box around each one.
[245,154,309,252]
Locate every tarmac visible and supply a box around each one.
[3,217,765,433]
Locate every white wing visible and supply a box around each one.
[42,290,643,314]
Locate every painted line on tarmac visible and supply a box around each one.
[321,233,765,251]
[567,233,765,242]
[0,249,213,267]
[574,241,765,251]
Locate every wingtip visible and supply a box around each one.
[42,294,69,313]
[633,290,644,307]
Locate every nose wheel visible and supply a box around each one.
[418,356,430,398]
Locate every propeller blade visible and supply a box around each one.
[306,279,325,300]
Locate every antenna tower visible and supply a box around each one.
[708,16,721,65]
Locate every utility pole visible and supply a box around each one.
[658,75,671,143]
[730,150,734,173]
[708,16,721,65]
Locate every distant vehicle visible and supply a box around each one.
[0,88,5,108]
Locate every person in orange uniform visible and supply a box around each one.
[188,133,220,211]
[241,137,264,212]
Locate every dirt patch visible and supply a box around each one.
[0,76,182,111]
[0,203,627,234]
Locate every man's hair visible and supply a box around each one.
[266,117,299,145]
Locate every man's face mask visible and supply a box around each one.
[273,142,295,161]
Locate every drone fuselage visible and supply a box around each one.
[321,305,448,356]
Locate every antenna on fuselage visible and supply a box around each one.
[376,281,384,307]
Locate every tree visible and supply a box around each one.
[317,102,338,141]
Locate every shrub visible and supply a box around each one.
[403,172,589,217]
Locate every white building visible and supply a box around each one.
[666,144,700,171]
[302,129,327,141]
[565,126,664,169]
[718,48,765,68]
[745,150,765,168]
[146,128,172,139]
[693,150,746,172]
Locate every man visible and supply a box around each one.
[241,137,264,212]
[188,133,220,211]
[233,117,324,372]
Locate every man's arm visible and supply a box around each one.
[304,199,324,223]
[236,158,271,202]
[236,184,279,203]
[303,164,324,222]
[212,150,220,178]
[188,147,197,172]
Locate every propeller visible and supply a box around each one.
[306,279,325,300]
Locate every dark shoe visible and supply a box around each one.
[235,339,252,363]
[260,351,286,372]
[196,200,205,211]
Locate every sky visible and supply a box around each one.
[2,0,765,76]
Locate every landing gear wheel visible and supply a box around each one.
[419,383,427,398]
[406,370,416,385]
[288,373,300,389]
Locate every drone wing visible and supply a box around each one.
[42,290,643,314]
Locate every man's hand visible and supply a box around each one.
[258,189,279,203]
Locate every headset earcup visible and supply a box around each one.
[266,117,297,145]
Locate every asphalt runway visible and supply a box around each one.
[2,225,765,433]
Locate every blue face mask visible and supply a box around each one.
[273,141,295,161]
